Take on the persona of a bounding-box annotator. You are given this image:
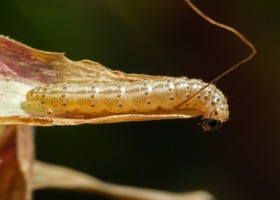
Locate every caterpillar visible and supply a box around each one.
[26,77,229,131]
[25,0,256,131]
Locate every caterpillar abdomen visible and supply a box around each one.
[26,77,229,131]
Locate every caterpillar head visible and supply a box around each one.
[202,106,229,131]
[201,118,221,132]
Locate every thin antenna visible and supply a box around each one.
[174,0,256,110]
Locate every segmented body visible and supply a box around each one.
[26,77,229,129]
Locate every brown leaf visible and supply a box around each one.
[0,124,214,200]
[0,35,196,126]
[33,161,214,200]
[0,125,34,200]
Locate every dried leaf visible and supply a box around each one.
[33,161,214,200]
[0,125,34,200]
[0,125,214,200]
[0,36,196,126]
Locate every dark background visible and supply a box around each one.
[1,0,280,200]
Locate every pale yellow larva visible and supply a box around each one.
[26,77,229,131]
[24,0,257,131]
